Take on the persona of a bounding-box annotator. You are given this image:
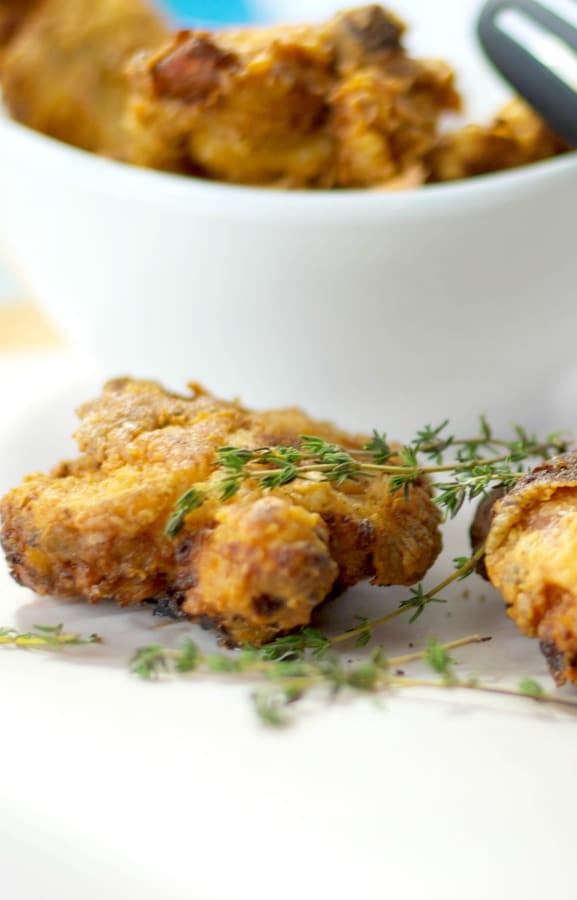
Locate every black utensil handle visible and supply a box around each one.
[512,0,577,48]
[478,0,577,147]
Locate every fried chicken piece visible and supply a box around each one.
[428,98,566,182]
[0,378,442,646]
[0,0,168,157]
[128,5,460,187]
[485,452,577,685]
[469,487,506,581]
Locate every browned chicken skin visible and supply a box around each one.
[428,98,566,182]
[0,379,441,644]
[0,0,38,53]
[0,379,442,646]
[485,453,577,685]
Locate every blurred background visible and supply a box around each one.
[0,0,489,322]
[0,0,350,308]
[164,0,349,26]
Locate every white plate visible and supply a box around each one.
[1,376,577,900]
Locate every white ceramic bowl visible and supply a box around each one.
[1,1,577,437]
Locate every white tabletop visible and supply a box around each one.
[1,310,577,900]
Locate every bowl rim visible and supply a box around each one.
[2,111,577,223]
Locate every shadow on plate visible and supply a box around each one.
[10,575,519,677]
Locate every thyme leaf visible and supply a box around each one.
[166,419,569,538]
[0,624,101,649]
[165,487,205,539]
[129,631,577,727]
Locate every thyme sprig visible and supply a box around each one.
[4,620,572,726]
[6,420,565,727]
[166,419,569,537]
[130,631,577,727]
[162,419,568,641]
[0,624,101,649]
[329,546,487,649]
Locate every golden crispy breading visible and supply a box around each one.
[0,378,442,646]
[428,98,566,182]
[485,453,577,685]
[0,0,167,157]
[128,5,460,187]
[180,498,338,646]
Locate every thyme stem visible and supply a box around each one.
[331,546,486,646]
[388,633,487,667]
[129,630,577,726]
[331,605,408,645]
[224,454,527,480]
[388,678,577,712]
[0,624,102,649]
[166,420,569,537]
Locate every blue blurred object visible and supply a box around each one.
[0,267,16,301]
[160,0,257,25]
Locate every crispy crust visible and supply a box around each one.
[428,99,566,182]
[486,452,577,684]
[0,377,442,646]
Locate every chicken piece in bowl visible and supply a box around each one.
[0,2,462,187]
[128,5,461,187]
[429,98,566,182]
[0,0,168,157]
[0,2,567,186]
